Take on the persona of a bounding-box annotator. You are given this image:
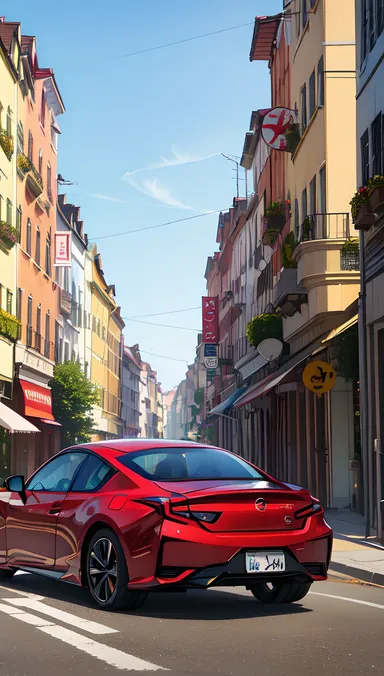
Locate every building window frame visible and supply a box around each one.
[308,70,316,120]
[35,226,41,267]
[372,113,382,176]
[360,129,370,185]
[300,83,307,130]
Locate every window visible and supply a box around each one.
[40,88,46,127]
[45,311,50,357]
[16,205,22,242]
[301,188,308,222]
[300,84,307,129]
[372,114,382,176]
[26,219,32,255]
[6,290,12,315]
[317,56,324,107]
[302,0,308,29]
[38,149,43,176]
[294,198,300,239]
[378,0,384,35]
[16,288,22,321]
[309,175,317,215]
[35,227,41,266]
[319,165,326,213]
[26,452,86,492]
[119,447,265,481]
[369,0,375,50]
[6,106,12,136]
[308,71,316,119]
[6,199,12,226]
[47,162,52,203]
[72,454,115,492]
[85,361,89,379]
[45,233,51,276]
[36,304,41,352]
[28,131,33,163]
[360,129,370,185]
[27,296,33,346]
[64,341,70,362]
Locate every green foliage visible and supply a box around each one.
[265,201,285,216]
[49,361,100,447]
[194,387,204,406]
[246,313,283,349]
[284,123,301,154]
[350,176,384,221]
[333,325,359,382]
[342,238,359,254]
[0,308,21,341]
[262,228,281,247]
[281,231,297,268]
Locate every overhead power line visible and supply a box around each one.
[92,210,222,241]
[114,22,254,60]
[139,350,189,364]
[125,306,200,319]
[126,318,200,332]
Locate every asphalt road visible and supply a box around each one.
[0,573,383,675]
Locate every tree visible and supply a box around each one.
[49,361,100,447]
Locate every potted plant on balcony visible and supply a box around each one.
[17,152,31,174]
[284,122,301,154]
[281,231,297,269]
[0,308,21,342]
[341,238,359,271]
[265,201,286,231]
[0,129,14,160]
[368,175,384,214]
[0,222,17,251]
[246,313,283,349]
[301,216,313,241]
[262,227,281,247]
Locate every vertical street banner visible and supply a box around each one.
[54,232,71,267]
[202,296,218,344]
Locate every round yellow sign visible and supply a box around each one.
[302,360,336,394]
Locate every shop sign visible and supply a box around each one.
[202,297,218,344]
[54,232,71,267]
[302,360,336,394]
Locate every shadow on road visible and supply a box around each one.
[0,574,312,621]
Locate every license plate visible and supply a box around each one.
[246,551,285,573]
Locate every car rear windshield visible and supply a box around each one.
[117,447,264,481]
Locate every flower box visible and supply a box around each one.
[354,203,376,231]
[369,185,384,215]
[0,309,21,342]
[0,129,14,160]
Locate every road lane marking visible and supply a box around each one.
[0,602,54,627]
[39,625,168,671]
[3,597,119,635]
[310,591,384,610]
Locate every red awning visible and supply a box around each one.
[234,355,308,409]
[19,380,55,421]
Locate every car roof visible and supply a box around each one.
[76,438,216,457]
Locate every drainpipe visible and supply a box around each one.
[358,228,370,538]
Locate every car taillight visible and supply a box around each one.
[135,496,170,516]
[294,500,323,520]
[190,511,221,524]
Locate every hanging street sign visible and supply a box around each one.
[204,356,219,369]
[261,107,298,152]
[202,297,219,344]
[302,360,336,394]
[204,344,218,357]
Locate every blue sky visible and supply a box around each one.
[9,0,282,390]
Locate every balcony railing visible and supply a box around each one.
[25,161,44,198]
[300,213,350,242]
[26,326,55,360]
[341,251,360,271]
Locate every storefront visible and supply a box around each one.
[0,401,40,485]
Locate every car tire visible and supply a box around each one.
[86,528,148,611]
[248,579,312,604]
[0,569,16,579]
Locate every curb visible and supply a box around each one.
[330,561,384,587]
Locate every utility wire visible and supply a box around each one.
[125,306,200,319]
[139,350,189,364]
[114,22,254,60]
[126,318,200,332]
[92,210,222,241]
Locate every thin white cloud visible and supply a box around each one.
[86,193,128,204]
[123,143,220,179]
[143,178,195,210]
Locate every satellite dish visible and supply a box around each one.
[259,258,267,271]
[257,338,283,362]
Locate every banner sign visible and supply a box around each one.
[202,297,219,344]
[54,232,71,267]
[204,344,218,357]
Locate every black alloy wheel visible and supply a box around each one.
[86,528,148,611]
[248,579,312,604]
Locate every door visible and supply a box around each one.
[55,453,116,573]
[6,451,86,569]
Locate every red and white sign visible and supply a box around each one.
[20,379,54,420]
[54,232,71,267]
[261,107,297,151]
[202,297,219,344]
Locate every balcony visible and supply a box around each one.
[25,162,44,198]
[300,213,351,242]
[0,309,21,342]
[273,268,307,318]
[59,289,72,315]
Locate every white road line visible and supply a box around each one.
[39,625,167,671]
[0,583,44,600]
[310,591,384,610]
[3,597,118,635]
[0,603,167,671]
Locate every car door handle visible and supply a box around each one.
[47,502,62,515]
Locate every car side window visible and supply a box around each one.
[71,454,115,492]
[26,453,86,493]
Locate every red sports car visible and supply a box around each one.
[0,440,332,610]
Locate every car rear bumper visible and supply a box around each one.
[127,515,333,590]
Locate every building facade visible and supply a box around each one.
[121,344,141,438]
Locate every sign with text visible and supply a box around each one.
[204,344,218,357]
[202,296,219,344]
[54,232,71,267]
[204,356,219,369]
[302,360,336,395]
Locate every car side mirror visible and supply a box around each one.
[5,475,26,494]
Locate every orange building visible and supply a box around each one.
[0,23,65,475]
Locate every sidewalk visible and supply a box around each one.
[325,510,384,586]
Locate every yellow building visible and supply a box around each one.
[0,35,19,405]
[90,246,124,440]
